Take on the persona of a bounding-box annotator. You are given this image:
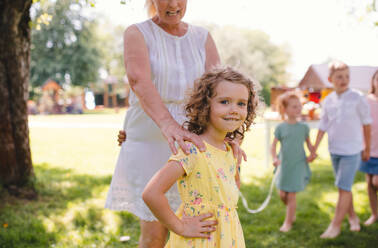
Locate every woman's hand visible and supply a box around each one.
[160,119,205,155]
[117,130,126,146]
[176,213,217,238]
[226,139,247,166]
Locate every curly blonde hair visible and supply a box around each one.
[277,91,301,120]
[184,67,259,141]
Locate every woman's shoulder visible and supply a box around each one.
[189,23,208,33]
[188,23,209,40]
[125,20,154,38]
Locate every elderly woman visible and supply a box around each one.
[105,1,244,247]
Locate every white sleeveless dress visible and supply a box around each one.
[105,19,208,221]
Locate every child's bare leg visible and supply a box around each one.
[279,190,288,205]
[320,189,352,238]
[347,192,360,231]
[280,192,296,232]
[365,174,378,225]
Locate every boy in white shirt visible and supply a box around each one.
[313,60,372,238]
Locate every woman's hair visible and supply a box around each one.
[370,69,378,94]
[277,91,301,120]
[184,67,259,141]
[145,0,157,17]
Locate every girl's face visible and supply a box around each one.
[285,98,302,119]
[208,80,249,135]
[328,69,350,94]
[153,0,187,25]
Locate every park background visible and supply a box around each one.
[1,0,378,247]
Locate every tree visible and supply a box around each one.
[346,0,378,27]
[96,22,125,81]
[0,0,98,194]
[30,0,102,88]
[0,0,34,193]
[209,25,291,105]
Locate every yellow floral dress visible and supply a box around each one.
[165,142,245,248]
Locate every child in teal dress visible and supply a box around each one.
[271,91,316,232]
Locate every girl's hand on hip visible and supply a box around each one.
[177,213,218,238]
[161,119,205,155]
[118,130,126,146]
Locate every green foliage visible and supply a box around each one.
[96,21,125,81]
[30,0,102,88]
[208,25,291,105]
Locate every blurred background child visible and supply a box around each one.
[313,61,372,238]
[271,91,316,232]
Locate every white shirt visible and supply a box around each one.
[319,89,372,155]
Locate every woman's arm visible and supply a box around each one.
[226,138,247,166]
[205,33,220,71]
[123,26,205,154]
[271,138,280,167]
[142,161,217,238]
[235,165,241,189]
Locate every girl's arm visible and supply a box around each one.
[142,161,217,238]
[271,138,280,167]
[123,26,205,155]
[362,124,371,161]
[305,137,317,162]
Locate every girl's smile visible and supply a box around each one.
[207,80,249,136]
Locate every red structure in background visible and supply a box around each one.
[308,91,321,103]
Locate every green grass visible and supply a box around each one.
[0,113,377,247]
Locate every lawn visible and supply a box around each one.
[0,111,377,248]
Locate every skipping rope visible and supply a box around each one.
[238,166,278,214]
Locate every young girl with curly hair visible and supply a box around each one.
[271,91,316,232]
[142,67,259,247]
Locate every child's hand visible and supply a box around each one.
[118,130,126,146]
[362,148,370,162]
[307,152,317,162]
[177,213,218,238]
[273,158,281,167]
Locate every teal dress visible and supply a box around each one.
[274,122,311,192]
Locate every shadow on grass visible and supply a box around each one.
[238,159,378,248]
[0,163,140,248]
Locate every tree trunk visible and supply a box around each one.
[0,0,34,189]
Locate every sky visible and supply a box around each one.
[88,0,378,82]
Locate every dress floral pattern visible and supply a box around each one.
[165,142,245,248]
